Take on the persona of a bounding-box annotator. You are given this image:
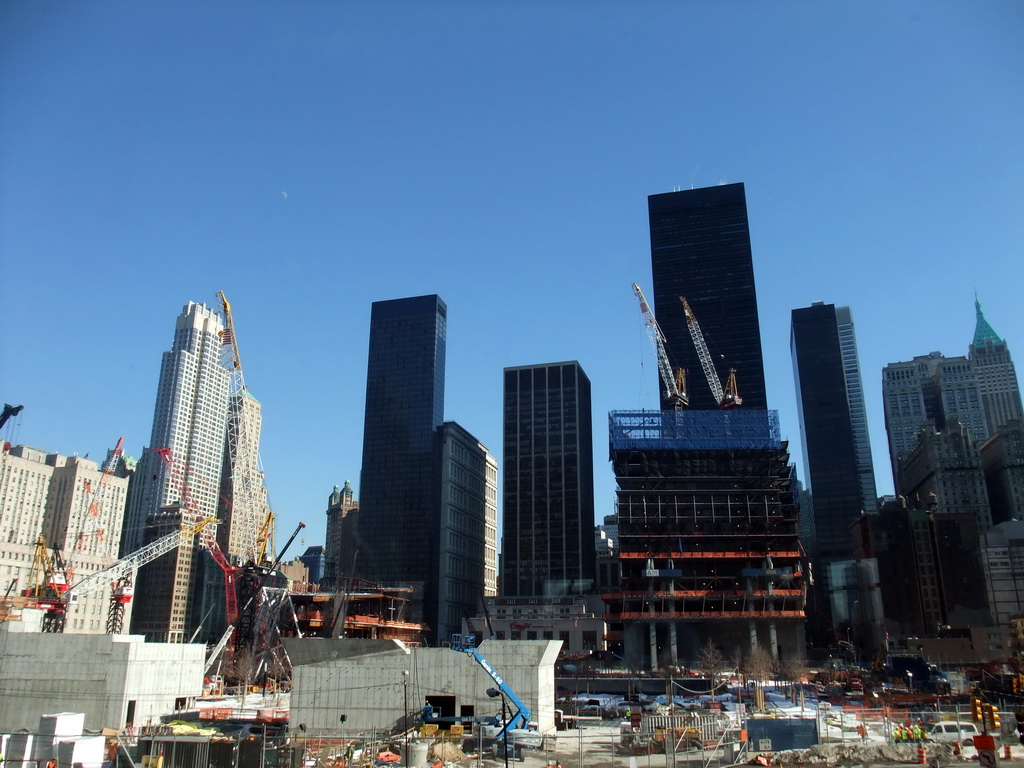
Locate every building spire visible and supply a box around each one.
[973,296,1003,347]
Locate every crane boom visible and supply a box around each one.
[450,634,532,741]
[63,517,216,604]
[218,290,245,387]
[633,283,687,409]
[0,404,24,431]
[155,447,239,624]
[680,297,725,405]
[70,437,125,568]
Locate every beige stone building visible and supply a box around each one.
[1,444,129,633]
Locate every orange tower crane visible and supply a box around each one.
[23,536,71,632]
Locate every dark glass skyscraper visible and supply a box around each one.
[356,295,446,623]
[502,361,595,597]
[648,184,767,410]
[791,303,878,637]
[791,303,876,564]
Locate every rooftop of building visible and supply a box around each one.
[609,409,781,452]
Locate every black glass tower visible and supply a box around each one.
[791,303,878,637]
[648,183,767,410]
[357,295,446,623]
[502,361,595,597]
[790,303,869,564]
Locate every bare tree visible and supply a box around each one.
[746,645,773,710]
[777,654,808,703]
[729,646,746,685]
[225,646,259,708]
[698,640,725,703]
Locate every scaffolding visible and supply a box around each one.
[609,410,781,453]
[606,411,805,667]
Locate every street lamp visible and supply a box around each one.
[402,671,410,767]
[907,671,913,692]
[487,687,510,768]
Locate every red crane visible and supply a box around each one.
[155,448,239,625]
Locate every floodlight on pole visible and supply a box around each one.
[487,687,510,768]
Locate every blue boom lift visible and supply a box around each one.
[449,634,533,741]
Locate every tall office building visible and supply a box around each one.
[124,302,230,641]
[882,353,988,486]
[882,299,1021,489]
[850,496,989,640]
[791,303,877,576]
[437,421,498,640]
[502,362,596,597]
[970,299,1023,435]
[356,295,446,631]
[898,420,993,530]
[648,184,767,410]
[981,520,1024,628]
[606,185,804,666]
[836,308,877,510]
[980,420,1024,525]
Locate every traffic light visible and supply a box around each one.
[972,697,983,723]
[1016,677,1021,694]
[989,705,1002,732]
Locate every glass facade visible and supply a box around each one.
[791,303,870,569]
[357,295,446,625]
[648,183,767,410]
[502,361,595,597]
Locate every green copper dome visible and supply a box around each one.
[973,297,1003,347]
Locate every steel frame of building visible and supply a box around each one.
[606,410,806,668]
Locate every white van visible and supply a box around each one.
[927,722,979,741]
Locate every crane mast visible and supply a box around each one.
[24,536,70,632]
[633,283,687,409]
[217,290,266,564]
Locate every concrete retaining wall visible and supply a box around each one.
[285,638,560,736]
[0,628,204,731]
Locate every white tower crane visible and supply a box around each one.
[680,297,741,409]
[633,282,687,409]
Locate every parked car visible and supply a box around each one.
[927,722,979,741]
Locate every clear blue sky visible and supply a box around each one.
[2,2,1022,550]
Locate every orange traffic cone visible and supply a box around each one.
[952,741,962,757]
[1004,743,1012,759]
[917,745,926,764]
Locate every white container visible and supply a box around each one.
[38,713,86,737]
[5,733,35,768]
[31,735,57,764]
[57,735,106,768]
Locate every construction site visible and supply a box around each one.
[607,287,807,668]
[606,409,805,667]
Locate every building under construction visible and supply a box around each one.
[285,578,427,645]
[605,409,805,669]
